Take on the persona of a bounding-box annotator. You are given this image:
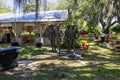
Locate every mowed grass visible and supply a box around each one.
[0,43,120,80]
[0,44,51,58]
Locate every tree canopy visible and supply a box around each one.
[23,1,56,12]
[0,0,12,13]
[67,0,120,33]
[14,0,47,20]
[13,0,120,34]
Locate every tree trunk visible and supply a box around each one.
[35,0,39,20]
[103,26,110,34]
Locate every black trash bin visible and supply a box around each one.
[0,47,21,71]
[36,43,42,47]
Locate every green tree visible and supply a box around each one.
[23,3,36,13]
[46,2,56,10]
[77,0,120,34]
[0,0,12,13]
[65,0,79,25]
[14,0,47,20]
[110,24,120,34]
[23,1,56,12]
[98,0,118,33]
[56,0,69,10]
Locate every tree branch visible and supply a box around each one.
[110,20,119,26]
[100,18,106,28]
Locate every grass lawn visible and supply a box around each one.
[0,42,120,80]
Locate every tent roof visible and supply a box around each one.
[0,10,68,23]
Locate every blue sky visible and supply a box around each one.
[2,0,58,9]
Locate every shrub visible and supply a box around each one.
[110,24,120,34]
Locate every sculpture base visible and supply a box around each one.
[43,50,84,58]
[67,51,84,58]
[43,50,57,54]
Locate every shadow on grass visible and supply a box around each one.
[19,45,50,58]
[0,44,120,80]
[39,62,120,80]
[0,44,11,48]
[0,63,120,80]
[82,51,120,64]
[17,43,120,64]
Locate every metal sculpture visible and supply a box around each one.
[65,25,72,52]
[71,25,79,53]
[55,25,62,53]
[65,25,79,53]
[49,25,56,51]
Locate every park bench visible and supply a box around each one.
[0,46,22,71]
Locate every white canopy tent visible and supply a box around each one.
[0,10,68,44]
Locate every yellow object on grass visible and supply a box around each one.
[80,40,87,44]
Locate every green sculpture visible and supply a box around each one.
[65,25,79,53]
[55,25,62,53]
[71,25,79,52]
[65,25,72,52]
[49,25,56,51]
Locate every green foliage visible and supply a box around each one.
[23,1,57,12]
[60,43,67,49]
[55,0,69,10]
[110,24,120,34]
[76,0,120,34]
[75,40,81,48]
[23,3,36,12]
[46,2,56,10]
[78,0,99,27]
[61,40,81,49]
[87,25,101,34]
[0,0,12,13]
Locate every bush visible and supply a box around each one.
[60,42,67,49]
[110,24,120,34]
[60,40,81,49]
